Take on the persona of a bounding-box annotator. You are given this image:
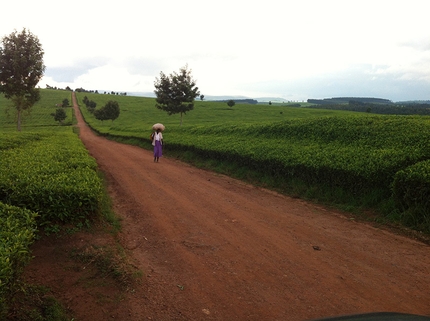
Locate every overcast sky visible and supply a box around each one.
[2,0,429,101]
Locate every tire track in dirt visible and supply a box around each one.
[72,92,430,320]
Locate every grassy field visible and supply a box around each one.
[76,92,361,137]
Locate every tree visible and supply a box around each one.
[51,108,67,124]
[200,94,204,101]
[154,65,200,126]
[94,100,120,122]
[227,99,235,108]
[0,28,45,131]
[103,100,120,121]
[62,98,69,107]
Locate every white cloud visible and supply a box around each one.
[3,0,430,100]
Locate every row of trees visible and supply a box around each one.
[83,95,97,111]
[46,84,73,91]
[94,101,120,121]
[83,95,120,121]
[76,87,127,95]
[308,100,430,115]
[308,97,393,105]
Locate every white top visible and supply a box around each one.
[152,132,163,146]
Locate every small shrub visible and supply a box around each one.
[392,160,430,231]
[0,202,38,318]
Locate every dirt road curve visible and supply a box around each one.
[71,93,429,320]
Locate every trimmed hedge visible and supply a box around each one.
[0,202,38,319]
[167,116,430,195]
[392,160,430,232]
[0,132,103,225]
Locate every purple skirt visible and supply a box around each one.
[154,141,163,157]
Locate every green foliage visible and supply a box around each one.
[0,131,103,226]
[307,98,430,115]
[0,131,44,150]
[0,89,115,318]
[392,160,430,232]
[227,99,235,108]
[61,98,69,107]
[82,95,97,113]
[167,116,430,193]
[51,108,67,124]
[0,202,38,318]
[94,100,120,121]
[154,65,200,125]
[75,91,350,139]
[0,89,73,129]
[0,28,45,131]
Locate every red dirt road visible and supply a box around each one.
[36,93,430,320]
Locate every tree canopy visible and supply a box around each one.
[154,65,200,125]
[227,99,235,108]
[94,100,120,122]
[51,108,67,124]
[0,28,45,131]
[62,98,69,107]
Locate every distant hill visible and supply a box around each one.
[212,98,259,105]
[202,96,290,103]
[124,92,286,103]
[308,97,393,105]
[304,98,430,115]
[396,100,430,104]
[202,95,250,101]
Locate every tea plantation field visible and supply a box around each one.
[1,88,429,316]
[76,91,430,234]
[0,89,103,317]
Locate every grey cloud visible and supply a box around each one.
[45,66,86,82]
[242,65,430,101]
[45,57,110,82]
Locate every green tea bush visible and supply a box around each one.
[392,160,430,231]
[0,202,38,319]
[0,132,102,225]
[166,116,430,196]
[0,132,44,150]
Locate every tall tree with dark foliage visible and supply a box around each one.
[0,28,45,131]
[154,65,200,126]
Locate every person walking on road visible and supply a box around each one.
[151,128,163,162]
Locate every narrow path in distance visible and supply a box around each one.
[73,92,430,320]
